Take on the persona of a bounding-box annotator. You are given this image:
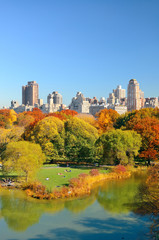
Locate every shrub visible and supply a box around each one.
[69,178,81,188]
[22,181,48,199]
[89,169,100,176]
[78,173,88,179]
[113,165,126,173]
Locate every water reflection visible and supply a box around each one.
[0,172,149,236]
[97,173,146,214]
[65,194,96,213]
[0,191,43,231]
[133,183,159,239]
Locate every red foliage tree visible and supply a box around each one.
[46,112,67,121]
[22,108,45,140]
[26,108,45,122]
[127,117,159,164]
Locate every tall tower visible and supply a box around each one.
[22,81,39,106]
[114,85,126,100]
[127,79,143,112]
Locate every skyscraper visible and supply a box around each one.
[113,85,126,100]
[107,85,126,105]
[127,79,144,112]
[22,81,39,106]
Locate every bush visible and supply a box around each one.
[89,169,100,176]
[113,165,126,173]
[78,173,88,179]
[69,178,81,188]
[22,181,48,199]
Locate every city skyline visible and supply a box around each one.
[1,77,158,109]
[0,0,159,108]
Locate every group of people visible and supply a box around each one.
[45,169,72,180]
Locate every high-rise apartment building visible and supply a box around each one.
[113,85,126,100]
[22,81,39,106]
[127,79,144,112]
[107,85,126,105]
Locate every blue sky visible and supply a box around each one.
[0,0,159,108]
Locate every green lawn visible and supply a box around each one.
[36,167,109,191]
[0,166,109,190]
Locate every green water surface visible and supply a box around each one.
[0,172,153,240]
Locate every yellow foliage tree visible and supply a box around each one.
[75,114,96,127]
[96,109,120,134]
[2,141,45,182]
[8,109,17,125]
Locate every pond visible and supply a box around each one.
[0,172,154,240]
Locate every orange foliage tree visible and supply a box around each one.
[96,109,120,134]
[46,112,67,121]
[115,107,159,129]
[60,109,78,117]
[46,110,78,121]
[127,117,159,165]
[26,108,45,122]
[22,108,45,139]
[0,109,17,128]
[17,112,35,127]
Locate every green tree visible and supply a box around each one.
[29,116,65,162]
[0,126,24,162]
[2,141,45,181]
[96,129,142,165]
[65,118,98,162]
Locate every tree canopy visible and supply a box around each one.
[65,117,99,162]
[0,109,17,128]
[96,109,120,134]
[2,141,45,181]
[28,116,65,162]
[96,129,142,165]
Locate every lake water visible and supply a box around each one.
[0,172,153,240]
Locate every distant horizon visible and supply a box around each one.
[0,0,159,108]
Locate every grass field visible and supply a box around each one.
[36,166,109,191]
[0,166,109,190]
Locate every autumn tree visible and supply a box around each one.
[28,116,65,162]
[0,126,24,161]
[75,114,96,127]
[96,109,120,134]
[26,108,45,122]
[65,117,99,162]
[16,112,35,127]
[127,117,159,165]
[0,114,10,128]
[23,108,45,141]
[2,141,45,181]
[60,109,78,117]
[115,108,159,130]
[46,112,67,121]
[96,129,142,165]
[0,109,17,128]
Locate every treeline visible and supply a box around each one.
[0,107,159,169]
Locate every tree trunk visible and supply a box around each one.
[147,158,151,166]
